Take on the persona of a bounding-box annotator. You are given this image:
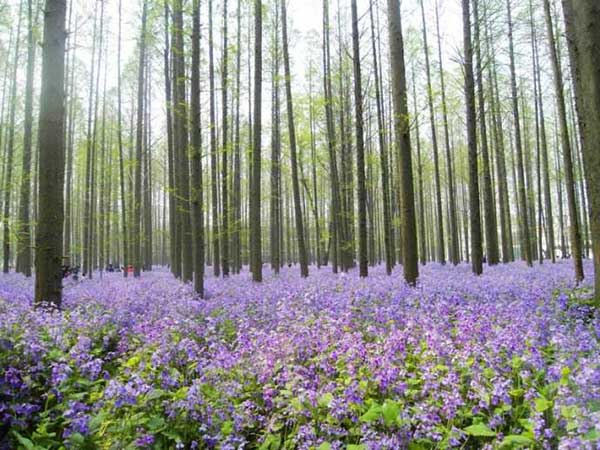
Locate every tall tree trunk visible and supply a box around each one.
[172,0,192,282]
[369,0,392,274]
[411,68,427,265]
[221,0,230,276]
[322,0,341,274]
[208,0,220,277]
[350,0,368,277]
[473,0,499,265]
[281,0,309,277]
[163,0,177,277]
[249,0,263,282]
[419,0,445,264]
[133,0,147,278]
[561,0,600,303]
[270,0,281,274]
[387,0,418,284]
[506,0,532,266]
[2,0,23,273]
[119,0,129,276]
[16,0,36,276]
[232,0,242,273]
[543,0,584,281]
[190,0,204,296]
[434,0,459,265]
[464,0,483,275]
[35,0,67,307]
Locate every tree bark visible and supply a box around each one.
[387,0,418,284]
[543,0,584,281]
[464,0,483,275]
[561,0,598,301]
[35,0,67,307]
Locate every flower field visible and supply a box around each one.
[1,261,599,449]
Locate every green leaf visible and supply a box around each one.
[584,429,600,441]
[258,434,281,450]
[498,434,533,448]
[69,433,86,446]
[221,420,234,437]
[463,423,496,437]
[147,416,166,431]
[318,392,334,408]
[359,403,381,423]
[535,396,551,413]
[382,400,400,426]
[347,445,366,450]
[124,355,140,368]
[317,443,332,450]
[11,431,35,450]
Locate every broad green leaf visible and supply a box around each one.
[463,423,496,437]
[317,443,332,450]
[359,403,381,423]
[11,431,35,450]
[499,434,533,448]
[535,396,551,413]
[382,400,400,426]
[318,392,334,408]
[347,445,366,450]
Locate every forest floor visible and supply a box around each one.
[0,261,599,449]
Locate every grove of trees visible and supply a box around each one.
[0,0,598,306]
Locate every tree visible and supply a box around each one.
[387,0,418,284]
[463,0,483,275]
[16,0,36,276]
[249,0,263,282]
[35,0,67,307]
[208,0,220,277]
[190,0,205,296]
[3,0,23,273]
[172,0,193,282]
[369,0,393,275]
[133,0,147,278]
[281,0,309,277]
[543,0,583,281]
[350,0,368,278]
[561,0,600,303]
[221,0,230,276]
[473,0,499,265]
[419,0,445,265]
[506,0,532,266]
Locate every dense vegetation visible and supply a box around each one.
[1,262,599,449]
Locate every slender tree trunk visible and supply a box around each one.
[16,0,36,276]
[249,0,263,282]
[387,0,418,284]
[543,0,584,281]
[190,0,204,296]
[172,0,192,282]
[163,0,177,277]
[350,0,368,277]
[270,0,281,274]
[281,0,309,277]
[419,0,445,264]
[232,0,242,273]
[221,0,230,276]
[561,0,600,303]
[507,0,532,266]
[322,0,341,274]
[133,0,147,278]
[473,0,499,265]
[35,0,67,307]
[369,0,392,274]
[464,0,483,275]
[2,0,23,273]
